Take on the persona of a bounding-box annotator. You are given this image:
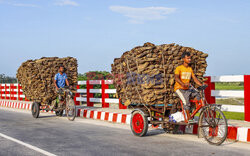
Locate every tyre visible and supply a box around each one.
[130,109,148,137]
[66,98,76,121]
[198,107,228,145]
[31,102,40,118]
[56,110,63,116]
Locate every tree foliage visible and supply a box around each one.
[0,74,17,83]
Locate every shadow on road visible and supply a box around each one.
[146,129,166,136]
[38,115,57,118]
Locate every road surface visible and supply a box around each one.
[0,107,249,156]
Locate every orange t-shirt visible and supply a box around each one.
[174,65,194,91]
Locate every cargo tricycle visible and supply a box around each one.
[129,85,228,145]
[31,86,76,121]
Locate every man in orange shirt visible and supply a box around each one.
[174,52,203,122]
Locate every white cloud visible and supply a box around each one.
[12,3,39,7]
[0,0,38,7]
[109,6,177,24]
[54,0,79,6]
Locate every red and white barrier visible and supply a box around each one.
[77,108,131,124]
[0,83,26,101]
[205,75,250,121]
[76,80,127,109]
[181,124,250,143]
[0,100,32,110]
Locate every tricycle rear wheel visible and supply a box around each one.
[130,109,148,137]
[31,102,40,118]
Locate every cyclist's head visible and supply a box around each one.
[59,64,64,73]
[181,52,191,64]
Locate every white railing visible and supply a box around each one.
[210,75,244,113]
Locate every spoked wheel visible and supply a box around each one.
[130,109,148,137]
[198,107,228,145]
[31,102,40,118]
[66,97,76,121]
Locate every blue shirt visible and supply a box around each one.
[55,73,68,88]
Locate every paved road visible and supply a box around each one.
[0,107,250,156]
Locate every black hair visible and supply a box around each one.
[181,52,191,59]
[59,64,64,68]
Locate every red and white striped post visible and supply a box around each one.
[101,80,109,108]
[86,80,94,107]
[0,84,2,99]
[244,75,250,122]
[13,84,17,100]
[74,85,80,105]
[10,84,16,100]
[10,84,13,100]
[5,84,9,100]
[204,76,216,104]
[18,84,22,101]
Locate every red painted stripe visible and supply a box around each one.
[112,113,118,122]
[193,124,198,134]
[90,111,94,119]
[83,110,88,118]
[104,112,109,121]
[77,109,81,116]
[247,129,250,142]
[227,126,238,140]
[121,114,127,124]
[97,112,102,120]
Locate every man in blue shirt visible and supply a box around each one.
[49,64,69,112]
[54,65,69,90]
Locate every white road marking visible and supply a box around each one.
[0,132,56,156]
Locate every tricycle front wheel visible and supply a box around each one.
[198,107,228,145]
[66,97,76,121]
[130,109,148,137]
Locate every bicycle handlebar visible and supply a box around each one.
[197,85,208,90]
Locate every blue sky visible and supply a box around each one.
[0,0,249,76]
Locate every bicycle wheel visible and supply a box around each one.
[66,97,76,121]
[198,107,228,145]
